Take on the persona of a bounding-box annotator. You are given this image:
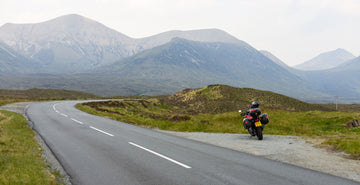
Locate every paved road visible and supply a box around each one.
[26,101,359,185]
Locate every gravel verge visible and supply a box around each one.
[159,130,360,182]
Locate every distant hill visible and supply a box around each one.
[262,49,360,104]
[298,55,360,103]
[0,88,98,100]
[159,84,333,114]
[294,48,355,71]
[334,55,360,72]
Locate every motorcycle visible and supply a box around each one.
[239,109,269,140]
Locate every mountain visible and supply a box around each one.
[294,48,355,71]
[0,14,247,74]
[76,38,326,98]
[260,50,289,68]
[0,37,330,99]
[136,29,248,51]
[334,55,360,72]
[0,14,135,73]
[297,55,360,102]
[0,41,39,74]
[0,14,354,102]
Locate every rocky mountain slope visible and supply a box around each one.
[0,14,136,73]
[294,48,355,71]
[0,41,39,74]
[74,38,326,98]
[260,50,289,68]
[0,14,246,74]
[298,56,360,101]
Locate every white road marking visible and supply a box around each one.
[128,142,192,169]
[60,113,68,117]
[71,118,84,125]
[53,104,59,112]
[53,103,63,115]
[90,126,114,137]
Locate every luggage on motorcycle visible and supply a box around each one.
[243,118,251,129]
[260,113,269,125]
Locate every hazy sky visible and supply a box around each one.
[1,0,359,66]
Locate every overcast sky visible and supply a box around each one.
[1,0,359,66]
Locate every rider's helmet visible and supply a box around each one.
[251,101,260,108]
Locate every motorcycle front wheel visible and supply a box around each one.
[255,127,263,140]
[248,127,256,136]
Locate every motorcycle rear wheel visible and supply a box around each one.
[255,127,263,140]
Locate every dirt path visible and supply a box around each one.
[159,130,360,182]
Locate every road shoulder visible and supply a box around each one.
[159,130,360,182]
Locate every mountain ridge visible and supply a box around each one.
[259,50,287,67]
[0,14,358,103]
[136,28,249,51]
[83,38,327,99]
[0,14,249,74]
[0,14,137,73]
[294,48,355,71]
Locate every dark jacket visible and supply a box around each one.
[245,108,261,121]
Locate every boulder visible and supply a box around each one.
[344,118,360,128]
[353,118,360,127]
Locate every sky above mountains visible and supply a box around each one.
[1,0,359,66]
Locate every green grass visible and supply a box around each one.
[0,88,97,184]
[77,100,360,159]
[0,110,60,184]
[0,100,17,107]
[159,85,334,114]
[320,104,360,112]
[0,88,98,101]
[325,134,360,157]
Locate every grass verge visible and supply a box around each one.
[0,110,60,184]
[77,100,360,159]
[0,100,17,107]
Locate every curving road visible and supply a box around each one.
[26,101,359,185]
